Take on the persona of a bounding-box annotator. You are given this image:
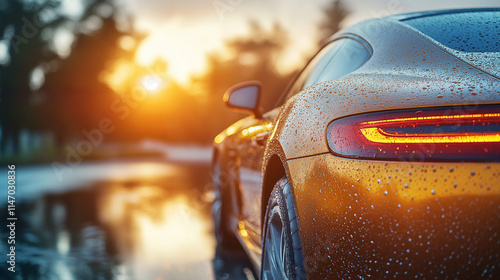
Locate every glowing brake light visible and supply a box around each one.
[326,106,500,161]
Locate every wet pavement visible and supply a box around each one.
[0,158,256,280]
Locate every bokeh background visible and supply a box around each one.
[0,0,499,279]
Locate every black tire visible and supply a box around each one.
[262,177,306,280]
[212,158,240,250]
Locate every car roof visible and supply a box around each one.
[343,8,500,51]
[394,8,500,53]
[388,7,500,21]
[334,8,500,79]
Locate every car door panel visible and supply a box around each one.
[236,109,280,239]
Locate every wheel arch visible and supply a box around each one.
[261,154,286,229]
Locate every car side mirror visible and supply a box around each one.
[224,81,263,119]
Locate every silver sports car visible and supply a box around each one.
[212,8,500,279]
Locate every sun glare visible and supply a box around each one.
[140,74,165,93]
[135,23,223,85]
[101,60,135,94]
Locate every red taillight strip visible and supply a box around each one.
[362,113,500,126]
[326,105,500,162]
[360,127,500,144]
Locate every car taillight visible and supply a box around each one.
[326,105,500,162]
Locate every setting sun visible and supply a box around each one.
[135,23,224,84]
[139,74,165,93]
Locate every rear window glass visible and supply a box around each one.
[403,11,500,52]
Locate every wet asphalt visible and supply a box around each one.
[0,158,256,280]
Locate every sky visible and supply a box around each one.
[4,0,498,85]
[114,0,500,84]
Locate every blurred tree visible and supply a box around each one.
[188,21,293,143]
[204,21,291,110]
[41,1,136,145]
[127,3,350,145]
[184,2,350,144]
[0,0,66,155]
[317,0,349,45]
[0,0,139,154]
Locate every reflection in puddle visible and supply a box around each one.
[136,197,214,263]
[99,184,216,279]
[0,161,254,280]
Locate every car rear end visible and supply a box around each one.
[277,9,500,278]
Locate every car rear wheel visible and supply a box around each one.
[262,177,306,280]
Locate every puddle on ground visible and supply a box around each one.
[0,161,255,280]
